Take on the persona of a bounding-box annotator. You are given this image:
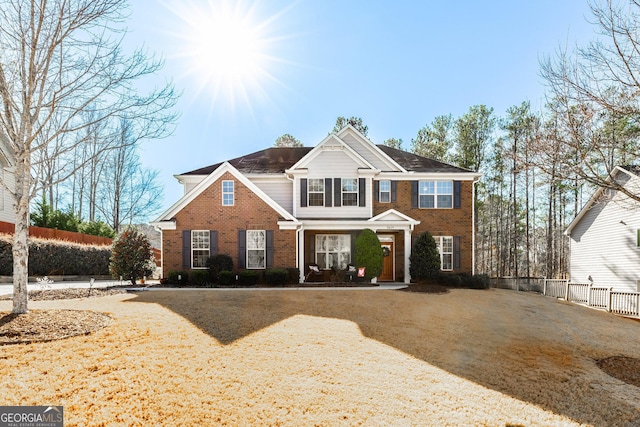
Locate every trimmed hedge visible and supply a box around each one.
[167,270,190,286]
[238,270,259,287]
[265,268,288,286]
[0,234,110,276]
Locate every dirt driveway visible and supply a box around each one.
[1,288,639,426]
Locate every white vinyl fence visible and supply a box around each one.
[492,277,640,319]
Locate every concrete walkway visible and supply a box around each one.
[0,280,407,296]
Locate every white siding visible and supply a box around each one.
[295,150,372,218]
[252,178,293,213]
[570,179,640,292]
[0,167,15,223]
[341,133,397,171]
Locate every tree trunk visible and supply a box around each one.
[12,152,31,314]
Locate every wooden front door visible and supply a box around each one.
[379,242,394,281]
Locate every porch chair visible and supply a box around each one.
[345,264,357,282]
[305,263,323,282]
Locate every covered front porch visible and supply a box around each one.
[288,209,420,284]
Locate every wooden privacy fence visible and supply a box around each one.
[492,277,640,319]
[0,221,112,245]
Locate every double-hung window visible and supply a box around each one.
[379,180,391,203]
[191,230,210,268]
[434,236,453,271]
[308,178,324,206]
[316,234,351,269]
[419,180,453,208]
[247,230,266,269]
[342,178,358,206]
[222,180,234,206]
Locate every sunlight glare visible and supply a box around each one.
[166,0,286,112]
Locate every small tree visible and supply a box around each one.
[110,228,154,285]
[354,229,383,281]
[409,231,441,281]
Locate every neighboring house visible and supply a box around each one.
[0,131,15,225]
[565,166,640,292]
[152,126,481,283]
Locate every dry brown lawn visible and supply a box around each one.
[1,288,640,426]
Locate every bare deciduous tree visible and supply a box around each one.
[540,0,640,201]
[0,0,178,313]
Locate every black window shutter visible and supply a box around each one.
[266,230,274,268]
[210,231,218,256]
[359,178,366,207]
[411,234,419,249]
[374,181,379,202]
[411,181,419,208]
[453,236,461,269]
[334,178,341,207]
[391,181,397,202]
[324,178,332,207]
[300,179,308,207]
[238,229,246,269]
[454,181,462,208]
[182,230,191,269]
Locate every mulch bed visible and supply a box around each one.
[597,356,640,388]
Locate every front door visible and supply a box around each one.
[379,242,394,281]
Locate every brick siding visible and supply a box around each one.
[162,172,296,276]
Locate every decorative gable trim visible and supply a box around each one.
[286,133,378,173]
[368,209,420,225]
[152,162,299,226]
[336,125,407,173]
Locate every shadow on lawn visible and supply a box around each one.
[125,289,640,426]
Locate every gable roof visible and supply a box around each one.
[377,145,475,173]
[180,144,475,177]
[153,162,299,228]
[286,131,380,172]
[565,166,640,235]
[181,147,311,176]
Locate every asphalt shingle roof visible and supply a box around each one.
[181,145,475,175]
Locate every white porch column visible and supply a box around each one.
[298,227,305,283]
[404,229,412,284]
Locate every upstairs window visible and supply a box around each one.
[222,180,234,206]
[308,178,324,207]
[379,180,391,203]
[191,230,210,268]
[342,178,358,206]
[419,180,453,208]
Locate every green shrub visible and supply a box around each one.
[265,268,288,286]
[218,271,236,286]
[109,227,155,285]
[354,229,383,281]
[78,220,116,238]
[167,270,190,286]
[190,270,210,287]
[238,270,259,287]
[206,254,233,282]
[468,274,490,289]
[0,234,110,276]
[410,231,441,281]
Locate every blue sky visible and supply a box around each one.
[126,1,595,216]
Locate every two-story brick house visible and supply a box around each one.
[152,126,481,283]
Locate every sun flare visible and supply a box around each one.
[166,0,285,111]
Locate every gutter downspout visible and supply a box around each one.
[472,179,477,276]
